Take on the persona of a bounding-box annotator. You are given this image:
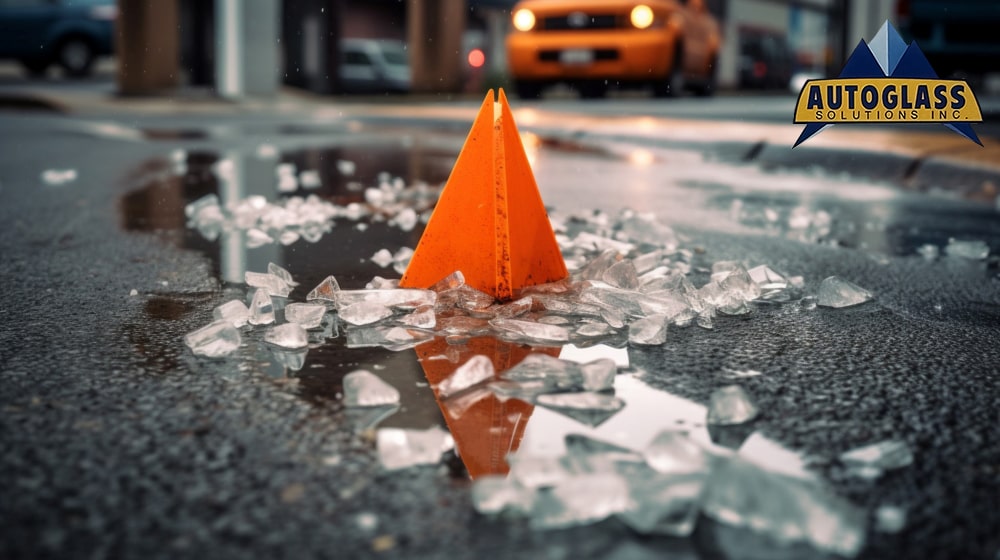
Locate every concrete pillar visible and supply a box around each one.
[116,0,180,95]
[485,9,506,76]
[215,0,281,98]
[407,0,466,93]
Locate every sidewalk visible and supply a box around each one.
[3,83,999,204]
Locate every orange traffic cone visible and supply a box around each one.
[399,89,567,302]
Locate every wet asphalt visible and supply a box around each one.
[0,107,998,560]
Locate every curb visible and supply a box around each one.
[346,106,1000,204]
[2,87,998,204]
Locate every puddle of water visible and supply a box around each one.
[111,131,897,559]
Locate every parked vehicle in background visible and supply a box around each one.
[0,0,115,78]
[738,27,794,90]
[505,0,721,99]
[895,0,1000,81]
[339,39,411,94]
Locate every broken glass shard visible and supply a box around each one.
[245,271,292,297]
[643,430,710,474]
[343,369,401,407]
[376,426,454,471]
[875,505,906,533]
[945,238,989,260]
[748,265,789,290]
[501,353,574,386]
[270,347,307,371]
[339,301,394,326]
[429,270,465,292]
[599,305,627,329]
[246,228,273,248]
[213,299,250,327]
[436,355,495,398]
[839,440,913,475]
[817,276,873,308]
[248,289,275,325]
[617,465,705,537]
[298,169,322,189]
[441,385,492,419]
[537,392,625,412]
[267,262,299,287]
[337,289,436,311]
[435,285,485,312]
[603,260,639,290]
[392,247,414,275]
[488,379,552,402]
[307,275,341,304]
[701,456,866,557]
[337,159,356,176]
[366,276,399,290]
[263,323,308,349]
[437,315,491,336]
[579,358,617,392]
[617,210,678,250]
[506,452,572,489]
[577,322,615,337]
[562,434,643,473]
[345,326,433,350]
[491,318,570,342]
[397,305,436,329]
[707,385,759,425]
[394,207,418,231]
[184,320,241,358]
[494,296,533,318]
[576,249,622,281]
[632,250,663,274]
[284,302,327,329]
[185,193,219,219]
[345,404,399,434]
[371,249,394,268]
[530,473,631,530]
[916,244,939,260]
[628,314,669,346]
[696,305,715,329]
[471,475,535,515]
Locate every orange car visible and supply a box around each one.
[505,0,721,98]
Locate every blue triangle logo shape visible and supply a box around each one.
[892,41,939,79]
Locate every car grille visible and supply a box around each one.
[538,49,619,62]
[540,13,620,31]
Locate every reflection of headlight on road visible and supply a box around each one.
[520,131,540,168]
[630,5,654,29]
[514,107,539,125]
[513,9,535,32]
[629,149,654,166]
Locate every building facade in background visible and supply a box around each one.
[119,0,897,97]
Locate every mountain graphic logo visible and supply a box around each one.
[793,21,983,147]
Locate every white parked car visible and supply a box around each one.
[339,39,411,94]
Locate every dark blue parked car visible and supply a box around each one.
[0,0,115,78]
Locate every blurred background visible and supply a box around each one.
[0,0,996,100]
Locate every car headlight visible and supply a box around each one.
[630,5,654,29]
[513,9,536,32]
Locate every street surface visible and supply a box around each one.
[0,88,998,560]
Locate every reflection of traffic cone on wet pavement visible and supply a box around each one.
[415,336,560,479]
[399,89,568,302]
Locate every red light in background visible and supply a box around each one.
[468,49,485,68]
[753,61,767,78]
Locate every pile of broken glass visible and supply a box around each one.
[183,193,885,558]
